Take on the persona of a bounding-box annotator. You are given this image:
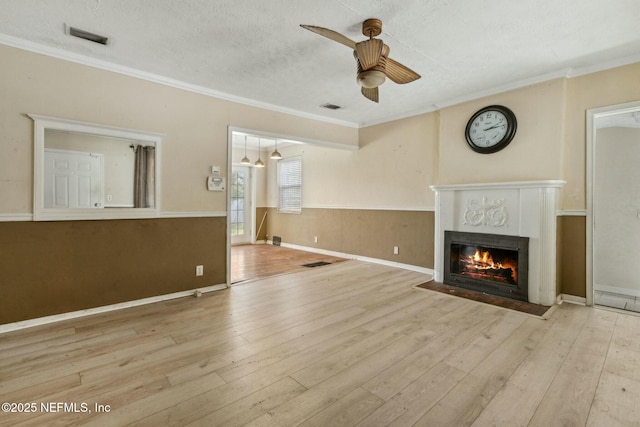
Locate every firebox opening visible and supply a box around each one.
[451,244,519,285]
[444,231,529,302]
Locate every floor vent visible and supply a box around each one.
[302,261,331,268]
[272,236,282,246]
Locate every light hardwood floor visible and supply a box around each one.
[231,244,346,284]
[1,260,639,426]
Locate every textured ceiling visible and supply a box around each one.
[1,0,640,127]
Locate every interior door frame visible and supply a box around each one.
[586,99,640,307]
[226,126,265,286]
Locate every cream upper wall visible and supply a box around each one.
[564,62,640,210]
[264,78,572,212]
[264,113,439,209]
[0,44,357,214]
[264,66,640,212]
[354,65,639,211]
[438,79,566,186]
[4,43,640,214]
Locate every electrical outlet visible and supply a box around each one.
[314,236,318,243]
[393,246,399,255]
[196,265,204,276]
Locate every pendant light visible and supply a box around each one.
[241,135,251,165]
[254,138,265,168]
[270,139,282,160]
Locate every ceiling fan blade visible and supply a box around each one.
[385,57,421,84]
[300,25,356,49]
[355,39,383,70]
[361,86,379,103]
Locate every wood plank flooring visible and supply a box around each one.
[1,260,640,426]
[231,244,346,284]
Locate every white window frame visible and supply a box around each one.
[277,156,302,214]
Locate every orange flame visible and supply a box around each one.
[466,248,516,281]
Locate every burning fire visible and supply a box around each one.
[464,248,517,282]
[469,249,503,269]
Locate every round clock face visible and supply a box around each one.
[465,105,517,154]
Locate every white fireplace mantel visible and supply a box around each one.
[430,180,565,306]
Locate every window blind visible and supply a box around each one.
[278,156,302,213]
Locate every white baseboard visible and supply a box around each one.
[274,241,434,276]
[4,242,434,333]
[0,283,227,334]
[558,294,587,305]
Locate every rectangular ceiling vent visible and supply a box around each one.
[67,26,109,45]
[321,103,341,110]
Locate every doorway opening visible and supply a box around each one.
[587,100,640,312]
[226,128,300,285]
[225,127,356,285]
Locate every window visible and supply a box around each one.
[278,156,302,213]
[230,169,246,236]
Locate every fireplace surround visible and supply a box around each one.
[431,180,565,306]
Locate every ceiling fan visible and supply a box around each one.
[300,18,421,103]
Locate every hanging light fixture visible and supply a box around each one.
[270,139,282,160]
[241,135,251,165]
[254,138,265,168]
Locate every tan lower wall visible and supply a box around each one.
[1,212,585,325]
[0,217,226,324]
[266,208,435,269]
[266,208,587,298]
[558,215,587,298]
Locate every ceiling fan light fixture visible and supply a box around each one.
[302,19,420,103]
[357,70,386,89]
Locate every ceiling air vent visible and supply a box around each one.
[321,103,341,110]
[67,26,109,45]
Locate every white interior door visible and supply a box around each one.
[230,165,253,245]
[44,149,104,208]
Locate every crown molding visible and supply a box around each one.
[360,53,640,128]
[0,34,359,129]
[3,33,639,130]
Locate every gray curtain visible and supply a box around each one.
[134,145,155,208]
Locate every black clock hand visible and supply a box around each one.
[483,124,506,131]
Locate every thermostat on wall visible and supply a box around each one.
[207,176,225,191]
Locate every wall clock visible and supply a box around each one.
[465,105,517,154]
